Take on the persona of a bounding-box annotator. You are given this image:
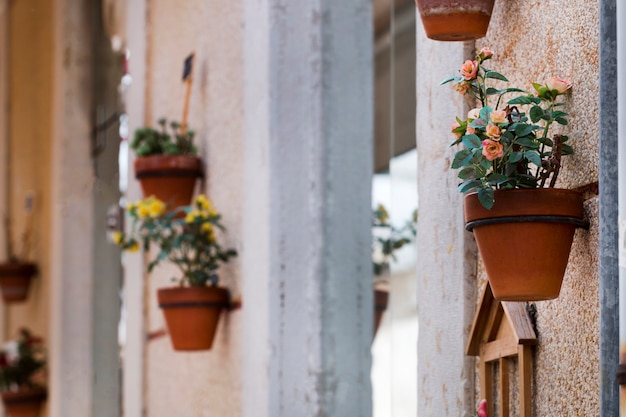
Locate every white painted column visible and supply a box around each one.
[242,0,374,416]
[414,26,477,416]
[50,1,95,416]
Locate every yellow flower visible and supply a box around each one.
[112,231,124,245]
[186,210,201,223]
[377,204,389,223]
[126,202,136,213]
[128,241,140,252]
[201,222,213,234]
[149,199,166,217]
[195,195,211,211]
[136,201,150,219]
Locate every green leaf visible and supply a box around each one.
[551,110,569,118]
[537,137,554,146]
[440,76,457,85]
[486,87,500,95]
[507,96,542,105]
[477,187,495,210]
[451,149,474,168]
[462,134,482,149]
[509,151,523,163]
[529,105,544,123]
[561,144,575,155]
[524,151,542,166]
[459,179,482,193]
[458,166,477,179]
[515,137,539,148]
[486,173,510,185]
[555,117,568,125]
[515,124,535,137]
[484,71,508,82]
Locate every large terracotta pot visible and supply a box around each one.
[158,286,230,351]
[1,388,47,417]
[464,189,585,301]
[374,288,389,337]
[415,0,495,41]
[0,262,38,303]
[134,155,203,209]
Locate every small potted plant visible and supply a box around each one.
[114,194,237,351]
[0,194,38,303]
[372,204,417,335]
[0,328,47,417]
[442,47,584,301]
[131,118,203,210]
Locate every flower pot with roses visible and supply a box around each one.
[441,47,585,301]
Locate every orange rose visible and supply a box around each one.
[460,60,478,80]
[486,124,501,140]
[490,110,507,124]
[546,77,572,94]
[482,139,504,161]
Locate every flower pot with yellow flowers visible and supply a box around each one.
[442,47,585,301]
[114,195,237,351]
[131,118,203,210]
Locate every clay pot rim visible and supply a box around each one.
[157,286,230,309]
[464,188,584,223]
[0,262,38,277]
[134,154,202,173]
[1,387,47,403]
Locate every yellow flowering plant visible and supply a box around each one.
[113,195,237,287]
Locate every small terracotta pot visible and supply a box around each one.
[415,0,495,41]
[374,289,389,336]
[0,262,38,303]
[464,188,585,301]
[158,286,230,351]
[134,155,203,209]
[1,388,47,417]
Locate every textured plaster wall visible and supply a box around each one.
[7,2,53,416]
[473,0,601,414]
[143,1,244,416]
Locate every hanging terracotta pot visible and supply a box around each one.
[157,286,230,351]
[134,155,203,209]
[464,188,585,301]
[1,388,47,417]
[373,288,389,337]
[415,0,496,41]
[0,262,38,303]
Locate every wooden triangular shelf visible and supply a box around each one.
[466,282,537,417]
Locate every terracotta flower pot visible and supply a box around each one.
[134,155,203,209]
[374,288,389,336]
[415,0,495,41]
[157,286,230,351]
[464,188,585,301]
[1,388,47,417]
[0,262,38,303]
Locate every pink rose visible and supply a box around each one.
[490,110,507,124]
[460,60,479,80]
[451,121,462,139]
[466,126,476,134]
[467,108,482,120]
[477,399,488,417]
[479,47,493,59]
[486,124,501,140]
[453,81,470,95]
[546,77,572,94]
[482,139,504,161]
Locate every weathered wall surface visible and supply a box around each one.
[142,1,244,416]
[479,0,601,415]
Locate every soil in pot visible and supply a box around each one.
[158,286,230,351]
[1,388,47,417]
[0,262,37,303]
[134,155,203,209]
[415,0,495,41]
[464,189,585,301]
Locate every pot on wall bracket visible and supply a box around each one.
[1,388,47,417]
[0,262,38,303]
[374,288,389,338]
[464,188,586,301]
[157,286,230,351]
[134,155,203,210]
[415,0,495,41]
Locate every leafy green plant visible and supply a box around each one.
[0,328,46,392]
[372,204,417,276]
[130,118,198,157]
[113,195,237,287]
[442,47,573,209]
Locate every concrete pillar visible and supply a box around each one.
[50,0,95,416]
[414,27,477,416]
[242,0,373,416]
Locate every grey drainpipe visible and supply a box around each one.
[599,0,619,415]
[617,0,626,411]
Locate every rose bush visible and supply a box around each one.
[442,48,573,209]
